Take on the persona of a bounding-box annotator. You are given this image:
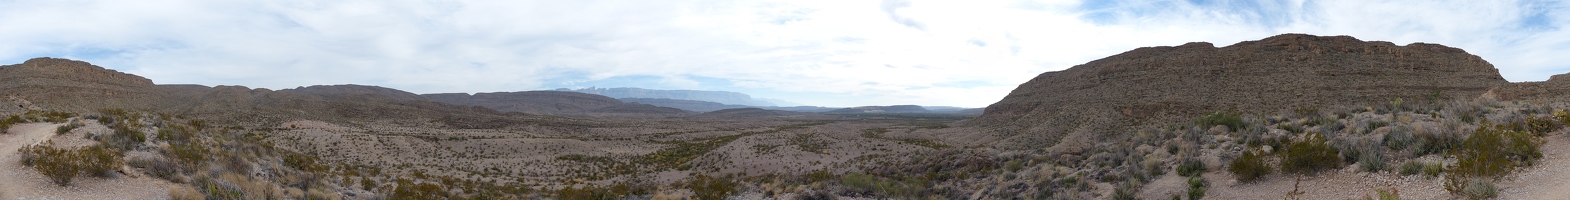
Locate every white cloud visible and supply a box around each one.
[0,0,1566,107]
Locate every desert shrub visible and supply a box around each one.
[554,184,617,200]
[1398,161,1424,176]
[130,157,182,182]
[19,144,123,186]
[685,174,737,200]
[1227,150,1270,182]
[1512,115,1562,136]
[55,121,82,135]
[1197,111,1246,131]
[1281,132,1341,175]
[361,177,377,191]
[1445,122,1543,196]
[1451,123,1542,178]
[1186,176,1207,200]
[104,125,146,151]
[1111,181,1139,200]
[1412,125,1463,156]
[390,178,448,200]
[168,141,209,166]
[282,152,326,173]
[1175,157,1206,177]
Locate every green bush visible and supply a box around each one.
[1227,150,1270,182]
[1186,176,1207,200]
[1197,111,1246,131]
[686,174,736,200]
[1445,122,1543,195]
[1281,132,1341,175]
[55,122,81,135]
[1176,157,1207,177]
[18,144,123,186]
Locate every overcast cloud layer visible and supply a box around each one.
[1,0,1566,107]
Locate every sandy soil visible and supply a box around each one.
[0,123,171,200]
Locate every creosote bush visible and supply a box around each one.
[18,144,124,186]
[1445,121,1544,195]
[1227,150,1270,182]
[1281,132,1341,175]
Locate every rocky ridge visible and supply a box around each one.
[974,33,1510,150]
[0,58,159,112]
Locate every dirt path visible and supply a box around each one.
[1498,134,1570,199]
[0,123,62,198]
[0,123,170,200]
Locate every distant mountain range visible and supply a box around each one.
[556,87,781,106]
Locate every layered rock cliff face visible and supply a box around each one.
[282,84,428,101]
[0,58,158,112]
[1484,73,1570,102]
[975,34,1510,149]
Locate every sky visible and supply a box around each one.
[0,0,1567,108]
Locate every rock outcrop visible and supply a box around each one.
[0,57,158,112]
[974,34,1509,150]
[1484,73,1570,102]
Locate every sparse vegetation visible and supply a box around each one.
[18,143,123,186]
[1281,132,1341,175]
[1197,111,1246,131]
[1228,150,1270,182]
[1445,121,1545,196]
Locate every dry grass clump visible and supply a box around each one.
[168,185,204,200]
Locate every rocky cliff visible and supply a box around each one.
[974,34,1510,149]
[282,84,428,101]
[0,57,158,112]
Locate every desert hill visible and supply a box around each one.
[973,33,1510,149]
[560,87,778,106]
[422,91,688,115]
[0,58,159,112]
[690,107,812,118]
[282,84,428,101]
[619,98,751,112]
[824,105,929,114]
